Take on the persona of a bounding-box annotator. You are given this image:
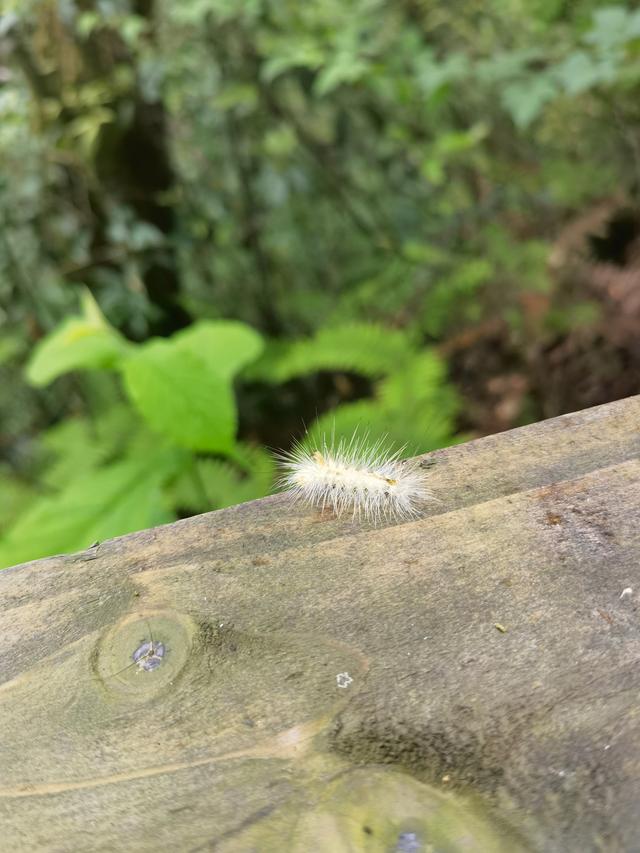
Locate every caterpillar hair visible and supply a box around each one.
[277,432,433,524]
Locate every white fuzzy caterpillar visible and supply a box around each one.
[277,433,433,523]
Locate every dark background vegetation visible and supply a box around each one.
[1,0,639,567]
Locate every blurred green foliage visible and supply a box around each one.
[0,290,456,567]
[0,0,638,567]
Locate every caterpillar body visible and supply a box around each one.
[278,434,433,523]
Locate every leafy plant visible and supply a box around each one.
[251,325,459,455]
[0,292,459,568]
[1,0,638,568]
[0,294,271,566]
[249,323,416,383]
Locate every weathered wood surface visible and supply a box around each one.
[2,396,640,852]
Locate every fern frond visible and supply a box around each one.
[307,352,459,456]
[171,445,276,513]
[247,323,415,383]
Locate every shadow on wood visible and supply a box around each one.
[1,396,640,851]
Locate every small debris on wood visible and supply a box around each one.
[596,609,613,625]
[336,672,353,689]
[419,458,438,469]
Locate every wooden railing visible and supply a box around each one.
[1,395,639,851]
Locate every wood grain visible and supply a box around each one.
[1,395,640,852]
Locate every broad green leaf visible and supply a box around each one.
[555,51,610,94]
[26,291,130,386]
[585,7,640,50]
[121,340,236,452]
[0,447,184,570]
[172,319,264,379]
[502,76,557,127]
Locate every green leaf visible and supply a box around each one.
[214,82,259,112]
[26,291,130,386]
[0,332,23,365]
[423,259,491,337]
[172,319,264,379]
[40,406,138,489]
[170,443,275,513]
[436,124,488,155]
[378,351,459,446]
[585,6,640,51]
[121,340,236,452]
[76,11,100,37]
[415,49,469,97]
[249,323,415,383]
[120,14,147,48]
[554,51,611,94]
[261,39,325,82]
[0,447,184,569]
[314,52,369,96]
[119,319,262,454]
[67,108,115,155]
[502,76,557,128]
[0,467,35,535]
[307,351,459,456]
[476,49,543,84]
